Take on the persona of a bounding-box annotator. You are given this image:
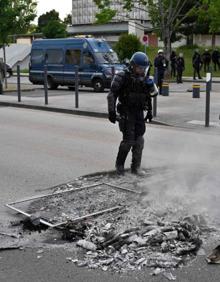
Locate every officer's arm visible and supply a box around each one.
[107,72,125,123]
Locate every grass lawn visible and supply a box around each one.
[144,46,220,78]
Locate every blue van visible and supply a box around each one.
[29,38,124,92]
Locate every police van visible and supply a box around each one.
[29,38,124,92]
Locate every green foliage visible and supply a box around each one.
[63,14,72,25]
[37,9,68,39]
[95,8,116,23]
[114,34,142,61]
[207,0,220,33]
[37,9,60,32]
[0,0,37,43]
[42,20,67,38]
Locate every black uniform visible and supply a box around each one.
[192,52,202,80]
[202,50,211,72]
[0,61,4,94]
[154,55,168,94]
[176,56,185,83]
[212,50,220,71]
[107,69,153,174]
[170,51,177,78]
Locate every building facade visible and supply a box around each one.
[69,0,153,44]
[72,0,148,25]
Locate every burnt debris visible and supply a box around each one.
[6,169,216,274]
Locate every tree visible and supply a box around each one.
[0,0,36,88]
[114,34,142,61]
[42,20,67,38]
[202,0,220,33]
[37,9,68,39]
[94,0,200,58]
[63,14,72,25]
[0,0,37,43]
[37,9,60,32]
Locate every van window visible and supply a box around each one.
[47,49,63,64]
[31,49,44,64]
[95,52,119,64]
[83,52,95,65]
[65,49,81,65]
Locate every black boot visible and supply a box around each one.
[131,136,144,175]
[115,141,131,175]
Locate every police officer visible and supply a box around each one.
[192,50,202,80]
[154,49,168,95]
[212,49,220,71]
[170,50,177,78]
[0,59,4,94]
[202,49,211,72]
[176,53,185,83]
[107,52,157,175]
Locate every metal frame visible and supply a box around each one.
[5,182,137,228]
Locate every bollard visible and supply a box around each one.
[162,82,169,96]
[0,72,3,95]
[192,84,200,98]
[75,66,79,108]
[154,67,158,86]
[111,66,115,82]
[205,73,211,127]
[44,65,48,105]
[17,65,21,102]
[153,95,157,117]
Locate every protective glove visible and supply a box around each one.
[108,111,116,123]
[145,111,153,123]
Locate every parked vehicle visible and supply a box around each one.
[29,38,124,92]
[0,63,13,78]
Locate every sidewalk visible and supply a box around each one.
[0,81,220,132]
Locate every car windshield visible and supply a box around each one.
[95,52,120,64]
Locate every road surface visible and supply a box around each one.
[0,107,220,281]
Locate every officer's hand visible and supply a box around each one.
[108,111,116,123]
[145,111,153,123]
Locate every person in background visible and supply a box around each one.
[176,53,185,84]
[170,50,177,78]
[154,49,168,94]
[107,52,157,175]
[192,50,202,80]
[202,49,211,72]
[212,49,220,72]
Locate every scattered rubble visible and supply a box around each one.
[207,245,220,264]
[4,168,219,274]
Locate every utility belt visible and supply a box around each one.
[117,102,144,115]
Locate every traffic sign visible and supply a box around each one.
[142,35,149,45]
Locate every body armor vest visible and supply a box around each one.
[119,72,147,110]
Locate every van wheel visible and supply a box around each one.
[93,78,104,92]
[47,76,58,90]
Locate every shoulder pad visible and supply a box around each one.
[111,71,126,92]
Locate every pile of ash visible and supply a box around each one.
[15,169,217,274]
[62,215,203,273]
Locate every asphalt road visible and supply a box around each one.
[0,107,220,281]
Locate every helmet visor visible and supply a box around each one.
[135,65,149,76]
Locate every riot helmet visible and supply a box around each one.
[130,52,150,75]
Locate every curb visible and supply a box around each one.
[2,88,40,93]
[0,101,171,127]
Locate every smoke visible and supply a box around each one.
[140,132,220,225]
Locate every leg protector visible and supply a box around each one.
[115,140,133,170]
[131,136,144,172]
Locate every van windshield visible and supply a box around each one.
[95,52,120,64]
